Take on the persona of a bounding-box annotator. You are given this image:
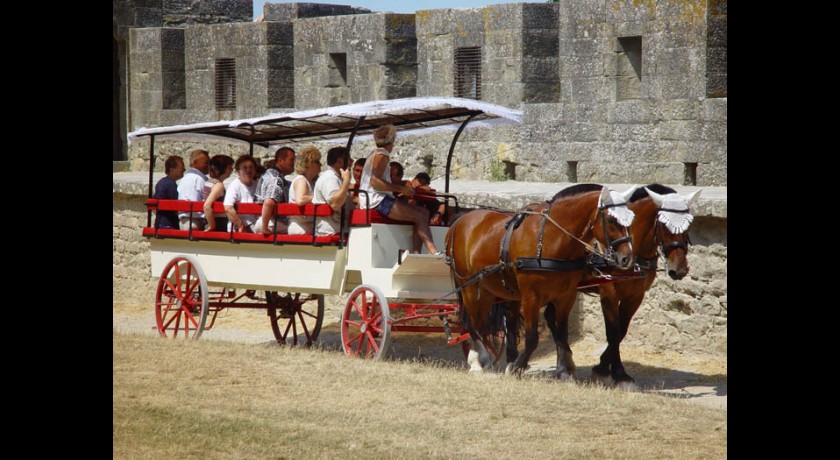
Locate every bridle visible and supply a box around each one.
[653,207,692,260]
[591,202,633,265]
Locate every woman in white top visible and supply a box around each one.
[287,145,322,235]
[201,154,234,231]
[223,155,259,232]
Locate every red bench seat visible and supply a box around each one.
[144,199,341,246]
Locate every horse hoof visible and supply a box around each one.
[554,372,576,382]
[504,363,515,375]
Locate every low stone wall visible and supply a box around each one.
[114,173,726,356]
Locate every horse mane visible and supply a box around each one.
[550,183,603,202]
[629,183,677,203]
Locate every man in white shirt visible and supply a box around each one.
[358,125,439,254]
[177,149,210,230]
[313,146,352,236]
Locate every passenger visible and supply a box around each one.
[201,154,235,231]
[177,149,210,230]
[351,157,366,207]
[153,155,186,229]
[287,145,322,235]
[389,161,411,198]
[313,146,352,236]
[410,172,446,226]
[223,155,259,232]
[253,147,296,235]
[358,124,440,255]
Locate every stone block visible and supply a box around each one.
[569,77,609,104]
[522,3,559,29]
[660,74,694,100]
[659,120,702,141]
[701,121,727,144]
[130,27,161,51]
[385,41,418,65]
[266,21,294,46]
[607,0,653,23]
[654,99,700,121]
[479,4,522,30]
[160,50,184,72]
[702,98,727,121]
[706,46,727,73]
[160,28,184,50]
[523,82,561,104]
[607,99,653,124]
[384,14,416,38]
[612,20,645,38]
[267,45,294,70]
[522,57,558,82]
[523,30,559,57]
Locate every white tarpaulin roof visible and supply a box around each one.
[127,97,523,147]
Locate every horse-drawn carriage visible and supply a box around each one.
[132,97,700,383]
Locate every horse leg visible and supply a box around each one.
[510,297,541,377]
[503,301,521,375]
[460,286,496,372]
[592,287,620,384]
[609,294,645,387]
[547,295,577,381]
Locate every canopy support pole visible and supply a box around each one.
[444,114,476,194]
[345,115,367,155]
[147,135,156,227]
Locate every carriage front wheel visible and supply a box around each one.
[267,292,324,346]
[154,255,209,339]
[341,285,391,359]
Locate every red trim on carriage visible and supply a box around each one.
[144,199,341,246]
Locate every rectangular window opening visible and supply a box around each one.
[454,46,481,100]
[616,36,642,101]
[566,161,578,183]
[215,58,236,110]
[683,162,697,186]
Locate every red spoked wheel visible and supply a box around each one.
[155,255,209,339]
[267,292,324,346]
[341,285,391,359]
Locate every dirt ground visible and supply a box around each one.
[113,299,726,411]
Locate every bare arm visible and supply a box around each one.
[369,152,414,196]
[328,167,352,211]
[203,182,225,231]
[293,177,313,205]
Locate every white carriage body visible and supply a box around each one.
[344,224,455,300]
[149,239,348,294]
[148,222,455,301]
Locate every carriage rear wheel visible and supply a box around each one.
[341,285,391,359]
[154,255,209,339]
[266,292,324,346]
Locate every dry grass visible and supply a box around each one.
[114,331,726,459]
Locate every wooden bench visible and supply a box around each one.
[143,199,341,246]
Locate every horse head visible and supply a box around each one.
[591,185,637,270]
[644,187,702,280]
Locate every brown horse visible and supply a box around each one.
[445,184,636,378]
[543,184,701,386]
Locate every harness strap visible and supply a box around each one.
[635,255,659,271]
[515,257,586,272]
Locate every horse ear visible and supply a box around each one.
[599,186,613,206]
[645,187,665,207]
[685,189,702,207]
[621,185,638,202]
